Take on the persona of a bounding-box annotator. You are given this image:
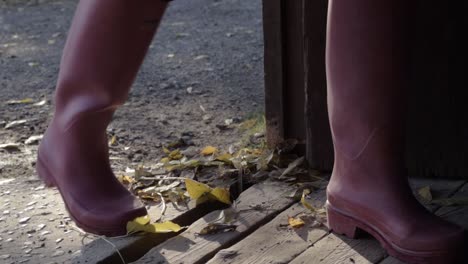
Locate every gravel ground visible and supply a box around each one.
[0,0,264,263]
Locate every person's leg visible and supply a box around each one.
[326,0,465,263]
[37,0,169,236]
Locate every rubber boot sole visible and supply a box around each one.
[326,202,460,264]
[36,157,144,236]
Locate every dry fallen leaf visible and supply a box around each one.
[198,223,237,235]
[118,175,135,185]
[301,189,315,212]
[126,215,182,234]
[6,98,34,105]
[215,153,233,164]
[201,146,217,156]
[185,178,231,205]
[210,187,232,205]
[288,216,305,228]
[279,156,305,179]
[109,135,117,146]
[168,149,183,160]
[417,186,432,202]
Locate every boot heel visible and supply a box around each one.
[36,158,56,187]
[327,204,359,238]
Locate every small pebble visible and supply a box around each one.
[19,217,31,224]
[52,250,65,257]
[0,255,10,259]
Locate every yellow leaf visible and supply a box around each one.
[163,147,170,154]
[288,216,305,228]
[185,178,211,199]
[201,146,217,156]
[301,189,315,212]
[215,153,233,164]
[143,221,182,233]
[185,178,231,205]
[118,175,135,184]
[7,98,34,105]
[417,186,432,202]
[127,215,182,234]
[211,187,232,205]
[126,215,150,233]
[168,149,183,160]
[161,157,170,163]
[109,135,117,146]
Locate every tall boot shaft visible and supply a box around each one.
[326,0,414,184]
[54,0,166,129]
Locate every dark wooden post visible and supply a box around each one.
[263,0,332,169]
[262,0,307,154]
[303,0,333,170]
[262,0,285,147]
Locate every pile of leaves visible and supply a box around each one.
[119,135,328,234]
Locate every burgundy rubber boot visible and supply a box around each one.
[325,0,466,263]
[36,0,168,236]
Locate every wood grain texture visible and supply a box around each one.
[378,180,467,264]
[206,190,328,264]
[434,182,468,229]
[290,234,386,264]
[303,0,334,171]
[263,0,285,147]
[282,0,306,143]
[71,200,227,264]
[132,180,296,264]
[289,179,465,264]
[409,178,467,212]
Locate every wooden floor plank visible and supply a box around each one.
[288,179,465,264]
[206,190,328,264]
[379,180,468,264]
[434,182,468,229]
[408,178,466,212]
[71,200,227,264]
[131,180,296,264]
[290,234,386,264]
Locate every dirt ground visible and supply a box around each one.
[0,0,264,263]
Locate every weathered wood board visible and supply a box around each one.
[408,178,466,212]
[434,182,468,229]
[289,179,466,264]
[206,190,328,264]
[132,180,297,264]
[290,234,386,264]
[379,181,468,264]
[71,200,227,264]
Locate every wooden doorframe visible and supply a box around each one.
[262,0,333,171]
